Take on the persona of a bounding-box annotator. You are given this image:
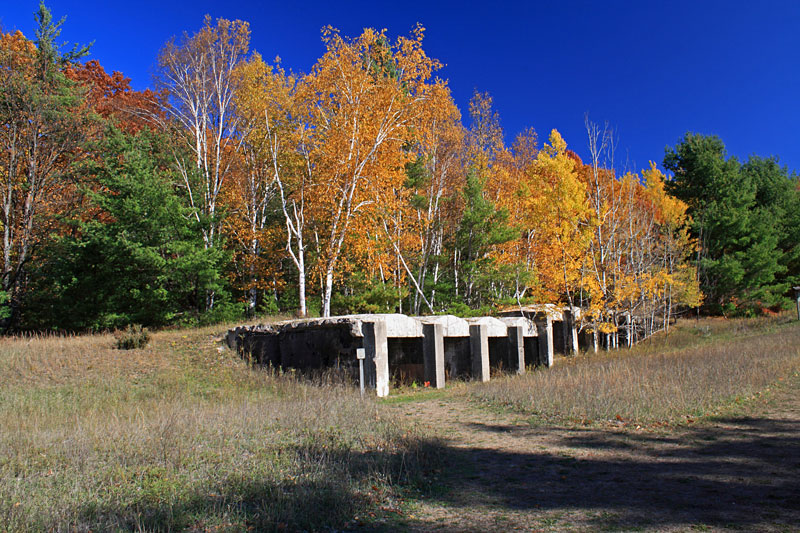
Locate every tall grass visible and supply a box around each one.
[0,328,430,531]
[471,316,800,425]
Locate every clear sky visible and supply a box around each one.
[3,0,799,174]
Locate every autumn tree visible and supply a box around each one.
[467,90,504,163]
[439,90,515,308]
[65,59,162,133]
[0,3,93,324]
[25,127,227,329]
[347,80,465,315]
[488,129,539,304]
[300,25,440,317]
[402,83,464,313]
[529,130,593,309]
[227,54,297,314]
[155,15,250,308]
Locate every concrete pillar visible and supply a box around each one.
[563,308,579,356]
[422,323,445,389]
[469,324,490,382]
[535,316,554,367]
[795,286,800,320]
[507,325,525,374]
[363,321,389,397]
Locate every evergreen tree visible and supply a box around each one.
[452,168,516,309]
[0,2,93,326]
[741,155,800,288]
[664,133,789,312]
[23,127,231,330]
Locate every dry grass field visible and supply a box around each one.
[1,314,799,531]
[470,314,800,426]
[0,326,431,531]
[386,314,800,531]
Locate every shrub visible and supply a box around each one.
[114,324,150,350]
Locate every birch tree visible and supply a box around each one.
[302,26,439,317]
[155,16,250,307]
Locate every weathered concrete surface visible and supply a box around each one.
[415,315,470,337]
[278,322,361,370]
[501,306,581,359]
[563,308,579,355]
[228,310,575,394]
[245,333,281,367]
[226,324,277,351]
[278,316,363,337]
[498,316,538,337]
[500,304,564,321]
[278,313,421,338]
[469,324,490,382]
[423,323,445,389]
[507,325,525,374]
[465,316,509,337]
[363,321,390,397]
[349,313,422,338]
[535,316,555,367]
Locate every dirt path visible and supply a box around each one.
[383,381,800,532]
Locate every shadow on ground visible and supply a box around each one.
[64,416,800,531]
[66,444,429,532]
[398,415,800,531]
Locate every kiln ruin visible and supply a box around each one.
[227,306,591,397]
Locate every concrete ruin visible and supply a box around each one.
[227,306,584,398]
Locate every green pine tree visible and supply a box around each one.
[24,127,232,330]
[664,133,791,313]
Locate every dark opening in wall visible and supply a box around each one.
[388,337,424,385]
[552,322,566,355]
[524,337,540,367]
[488,337,509,373]
[444,337,470,380]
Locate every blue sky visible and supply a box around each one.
[3,0,799,174]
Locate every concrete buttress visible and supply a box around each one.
[507,325,525,374]
[469,324,490,382]
[535,316,554,367]
[362,321,389,397]
[422,323,446,388]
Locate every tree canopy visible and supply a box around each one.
[4,3,797,332]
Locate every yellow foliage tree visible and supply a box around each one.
[299,25,440,316]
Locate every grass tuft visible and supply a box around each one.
[114,323,151,350]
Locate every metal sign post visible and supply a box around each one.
[356,348,365,397]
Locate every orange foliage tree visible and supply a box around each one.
[0,8,93,322]
[230,53,302,314]
[65,59,162,133]
[298,25,441,317]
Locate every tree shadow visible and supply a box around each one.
[66,415,800,531]
[408,415,800,530]
[69,440,436,532]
